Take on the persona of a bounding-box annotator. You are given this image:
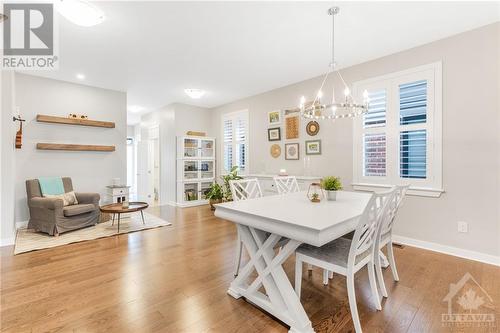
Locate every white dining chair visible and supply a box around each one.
[230,178,263,276]
[374,184,410,298]
[273,176,300,194]
[295,188,397,333]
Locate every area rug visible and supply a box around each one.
[14,212,171,255]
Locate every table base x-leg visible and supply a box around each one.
[228,224,314,333]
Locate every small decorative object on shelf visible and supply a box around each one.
[307,182,324,203]
[321,176,342,201]
[278,169,288,176]
[187,131,206,137]
[68,114,88,119]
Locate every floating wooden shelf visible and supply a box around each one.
[36,143,115,152]
[36,114,115,128]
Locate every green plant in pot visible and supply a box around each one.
[206,183,223,210]
[221,166,243,201]
[321,176,342,201]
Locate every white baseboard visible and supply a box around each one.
[0,237,15,247]
[392,235,500,267]
[16,220,28,229]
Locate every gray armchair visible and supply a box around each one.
[26,177,100,236]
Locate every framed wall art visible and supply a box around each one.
[285,143,299,160]
[267,127,281,141]
[285,116,299,139]
[305,140,321,155]
[268,110,281,125]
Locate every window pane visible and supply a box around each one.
[224,143,232,172]
[235,118,246,141]
[363,133,386,177]
[400,80,427,125]
[223,119,233,142]
[363,89,386,128]
[236,143,246,172]
[400,130,426,179]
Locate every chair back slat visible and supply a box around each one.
[273,176,300,194]
[349,187,397,265]
[380,184,409,236]
[230,179,263,201]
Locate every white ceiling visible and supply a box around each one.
[28,1,500,123]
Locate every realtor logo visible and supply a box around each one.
[442,272,496,328]
[1,3,58,69]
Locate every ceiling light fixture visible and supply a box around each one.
[127,105,145,113]
[299,7,369,120]
[56,0,105,27]
[184,89,206,99]
[76,73,85,80]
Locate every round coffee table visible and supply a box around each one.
[100,202,149,233]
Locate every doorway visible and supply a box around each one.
[137,125,160,206]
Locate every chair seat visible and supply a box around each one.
[63,204,96,217]
[297,237,371,267]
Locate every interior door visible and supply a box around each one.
[137,141,154,204]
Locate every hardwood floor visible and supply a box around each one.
[1,204,499,332]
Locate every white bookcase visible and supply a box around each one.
[176,136,216,207]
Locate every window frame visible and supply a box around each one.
[221,109,249,176]
[352,62,443,197]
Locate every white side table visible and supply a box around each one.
[106,185,131,218]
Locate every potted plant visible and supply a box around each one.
[206,183,223,210]
[221,166,243,201]
[321,176,342,201]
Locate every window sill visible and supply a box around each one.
[352,183,444,198]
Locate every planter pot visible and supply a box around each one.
[325,190,337,201]
[209,198,223,210]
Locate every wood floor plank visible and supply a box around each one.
[1,204,499,332]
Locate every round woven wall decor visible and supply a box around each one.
[306,121,320,136]
[270,144,281,158]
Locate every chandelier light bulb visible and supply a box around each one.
[363,90,369,99]
[344,87,350,96]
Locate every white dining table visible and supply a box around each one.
[214,190,373,333]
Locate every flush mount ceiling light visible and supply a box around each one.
[184,89,206,99]
[56,0,105,27]
[127,105,145,113]
[299,7,369,120]
[76,73,85,80]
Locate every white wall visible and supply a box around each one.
[211,23,500,260]
[0,71,16,245]
[13,73,127,227]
